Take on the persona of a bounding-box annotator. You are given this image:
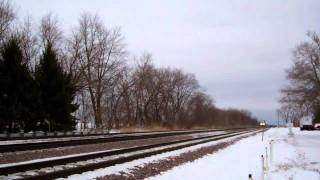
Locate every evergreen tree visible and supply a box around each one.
[0,38,37,133]
[36,43,77,131]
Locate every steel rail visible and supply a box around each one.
[0,128,246,153]
[0,128,234,141]
[0,129,261,179]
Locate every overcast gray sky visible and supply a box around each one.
[13,0,320,124]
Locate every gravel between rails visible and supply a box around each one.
[0,131,224,164]
[97,131,261,180]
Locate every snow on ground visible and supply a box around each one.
[0,149,121,168]
[149,128,320,180]
[0,135,114,145]
[64,130,258,180]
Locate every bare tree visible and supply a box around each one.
[39,13,63,49]
[70,13,125,128]
[278,102,305,128]
[17,16,39,71]
[0,1,260,131]
[0,0,15,42]
[280,31,320,122]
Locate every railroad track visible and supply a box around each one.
[0,128,245,153]
[0,128,262,180]
[0,128,225,141]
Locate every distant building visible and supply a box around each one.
[300,115,313,130]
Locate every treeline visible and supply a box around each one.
[0,0,258,132]
[279,31,320,124]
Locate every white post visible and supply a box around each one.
[270,140,274,164]
[265,147,269,173]
[288,122,294,136]
[261,155,264,180]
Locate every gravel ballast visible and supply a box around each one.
[0,132,224,164]
[97,131,261,180]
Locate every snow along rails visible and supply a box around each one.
[0,128,231,141]
[0,128,262,179]
[0,128,245,153]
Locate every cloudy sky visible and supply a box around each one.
[12,0,320,124]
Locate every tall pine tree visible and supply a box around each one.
[36,43,78,131]
[0,38,37,133]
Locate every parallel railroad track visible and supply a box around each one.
[0,128,246,153]
[0,128,230,141]
[0,128,262,180]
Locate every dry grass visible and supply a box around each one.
[118,124,255,133]
[119,125,172,133]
